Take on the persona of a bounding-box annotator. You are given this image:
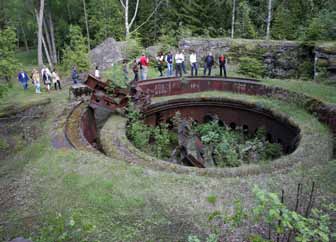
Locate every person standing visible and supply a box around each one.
[31,69,41,94]
[139,53,149,80]
[181,50,187,74]
[219,54,227,78]
[122,60,129,81]
[18,70,29,90]
[94,66,100,78]
[156,52,164,77]
[71,66,79,84]
[175,50,184,77]
[203,53,214,76]
[51,69,62,90]
[190,51,198,76]
[132,60,139,83]
[41,66,52,92]
[165,51,174,77]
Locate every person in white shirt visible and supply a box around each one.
[190,51,198,76]
[41,66,52,92]
[51,69,62,90]
[95,66,100,78]
[175,50,184,77]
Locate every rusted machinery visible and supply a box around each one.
[83,75,151,112]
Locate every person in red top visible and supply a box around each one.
[139,53,149,80]
[219,54,227,78]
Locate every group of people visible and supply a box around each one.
[18,66,62,94]
[128,51,227,83]
[160,51,227,78]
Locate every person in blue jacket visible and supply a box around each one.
[165,51,174,77]
[18,70,29,90]
[71,66,79,84]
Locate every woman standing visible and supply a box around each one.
[156,52,164,77]
[41,66,52,92]
[51,69,62,90]
[31,69,41,94]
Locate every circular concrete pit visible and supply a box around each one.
[65,76,336,177]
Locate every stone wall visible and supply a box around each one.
[315,42,336,80]
[179,38,336,80]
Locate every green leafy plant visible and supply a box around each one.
[193,122,282,167]
[0,27,19,82]
[238,57,265,78]
[34,210,96,242]
[207,195,217,205]
[62,25,90,73]
[253,186,335,242]
[127,109,177,159]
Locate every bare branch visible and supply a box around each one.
[119,0,126,9]
[129,0,140,30]
[130,0,163,34]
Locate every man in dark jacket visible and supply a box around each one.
[71,66,79,84]
[18,70,29,90]
[203,53,214,76]
[219,54,227,78]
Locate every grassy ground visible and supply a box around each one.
[0,53,335,241]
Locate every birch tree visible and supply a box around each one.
[82,0,90,50]
[266,0,272,40]
[48,12,57,64]
[37,0,44,66]
[119,0,140,38]
[231,0,236,38]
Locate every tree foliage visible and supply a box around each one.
[62,25,90,72]
[0,0,335,76]
[0,28,19,82]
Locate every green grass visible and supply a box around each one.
[262,78,336,104]
[15,49,38,70]
[0,59,335,241]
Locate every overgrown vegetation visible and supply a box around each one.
[189,186,336,241]
[126,109,177,159]
[193,121,282,167]
[62,25,90,72]
[127,110,282,167]
[0,28,18,82]
[238,57,265,78]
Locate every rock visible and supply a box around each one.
[145,45,162,59]
[315,42,336,80]
[89,38,127,70]
[10,237,32,242]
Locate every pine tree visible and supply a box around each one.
[62,25,90,72]
[236,1,257,39]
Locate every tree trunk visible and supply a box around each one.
[82,0,90,50]
[231,0,236,39]
[120,0,140,39]
[125,0,129,37]
[48,12,57,64]
[42,35,53,69]
[266,0,272,40]
[37,0,44,66]
[43,15,54,63]
[35,8,53,69]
